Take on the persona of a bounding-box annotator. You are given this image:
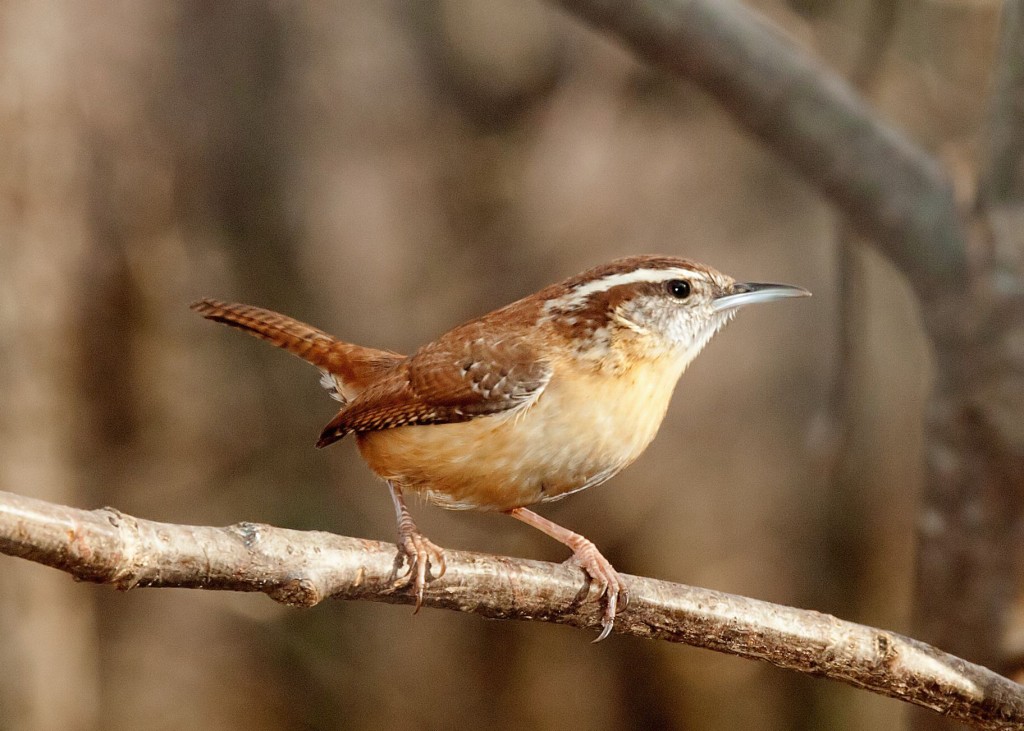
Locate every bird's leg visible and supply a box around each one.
[506,507,623,642]
[388,481,446,612]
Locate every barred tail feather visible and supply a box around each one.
[190,299,342,368]
[191,298,405,405]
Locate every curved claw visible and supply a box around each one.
[394,529,446,613]
[594,593,617,643]
[565,539,624,643]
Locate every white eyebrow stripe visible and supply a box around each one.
[548,267,701,311]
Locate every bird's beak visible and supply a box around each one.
[712,282,811,312]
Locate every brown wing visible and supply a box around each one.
[316,323,551,447]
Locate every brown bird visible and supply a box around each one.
[192,255,809,640]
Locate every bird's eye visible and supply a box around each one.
[666,279,691,299]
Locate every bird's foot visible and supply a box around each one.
[393,527,446,612]
[505,507,625,642]
[564,538,624,642]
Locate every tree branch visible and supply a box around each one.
[1,490,1021,729]
[548,0,968,300]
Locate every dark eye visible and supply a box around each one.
[666,279,691,299]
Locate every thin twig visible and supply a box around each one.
[817,0,902,576]
[0,489,1021,730]
[978,1,1024,206]
[820,0,902,491]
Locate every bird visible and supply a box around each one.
[192,254,809,640]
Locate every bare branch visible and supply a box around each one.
[1,490,1022,729]
[548,0,968,300]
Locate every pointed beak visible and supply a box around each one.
[712,282,811,313]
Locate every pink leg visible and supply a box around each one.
[388,481,446,612]
[506,507,623,642]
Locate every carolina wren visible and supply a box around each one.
[192,255,808,640]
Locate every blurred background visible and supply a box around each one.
[0,1,1000,729]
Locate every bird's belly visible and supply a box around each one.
[356,365,680,511]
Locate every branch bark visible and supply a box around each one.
[548,0,968,301]
[1,489,1022,730]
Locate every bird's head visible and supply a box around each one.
[542,255,810,368]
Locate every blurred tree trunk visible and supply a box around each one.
[911,3,1024,726]
[0,4,100,729]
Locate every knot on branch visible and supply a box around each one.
[269,577,324,608]
[98,506,144,589]
[230,521,265,548]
